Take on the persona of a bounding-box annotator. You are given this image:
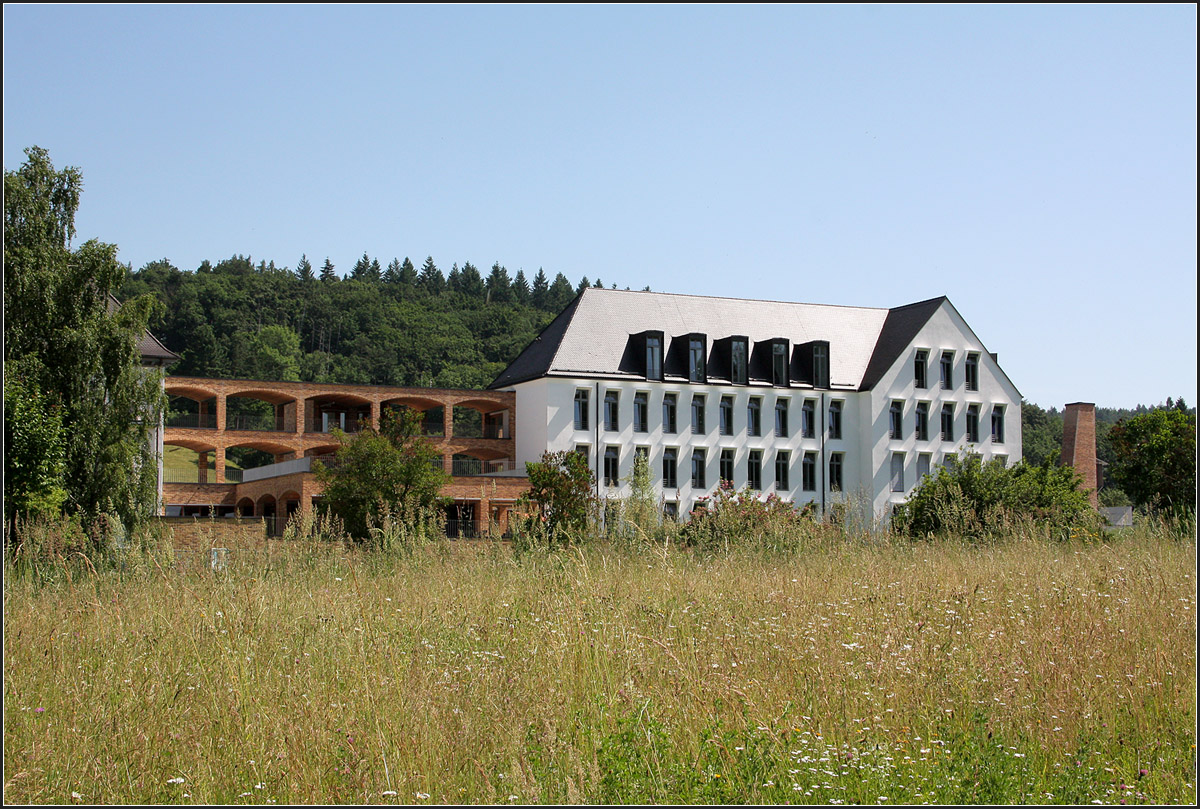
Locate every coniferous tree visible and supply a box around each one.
[446,263,463,294]
[593,278,604,288]
[383,258,402,285]
[368,257,382,282]
[459,262,485,298]
[418,256,444,294]
[512,269,530,304]
[485,262,512,303]
[549,273,576,311]
[295,254,315,282]
[320,257,338,282]
[576,277,590,295]
[398,257,418,286]
[531,268,549,309]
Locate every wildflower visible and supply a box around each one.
[1139,769,1149,778]
[167,777,186,785]
[414,792,429,800]
[71,792,82,800]
[381,791,397,797]
[35,707,45,713]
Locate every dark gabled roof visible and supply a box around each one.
[857,296,947,391]
[108,293,181,364]
[487,293,584,389]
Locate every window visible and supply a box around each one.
[915,349,928,389]
[775,451,790,490]
[662,448,677,489]
[916,402,930,441]
[775,398,789,437]
[633,392,648,433]
[829,453,844,491]
[802,452,816,491]
[663,393,677,434]
[663,501,678,521]
[995,454,1008,468]
[812,343,829,388]
[943,453,958,472]
[991,406,1005,443]
[719,449,734,483]
[573,389,589,431]
[917,453,931,480]
[889,401,903,440]
[574,444,590,462]
[772,342,789,386]
[747,450,762,490]
[688,337,707,383]
[941,404,954,441]
[646,336,662,381]
[965,353,979,392]
[747,398,761,436]
[940,351,954,390]
[634,445,649,470]
[731,338,748,385]
[604,446,619,487]
[966,404,980,443]
[802,399,815,438]
[719,396,734,435]
[829,400,843,439]
[604,390,619,432]
[691,448,706,488]
[691,394,706,434]
[891,452,905,492]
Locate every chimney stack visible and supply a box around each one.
[1061,402,1099,509]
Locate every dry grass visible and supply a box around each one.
[4,530,1195,804]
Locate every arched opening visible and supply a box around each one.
[445,502,476,539]
[279,490,302,532]
[165,392,218,429]
[256,494,278,535]
[226,390,295,432]
[454,397,511,439]
[163,441,218,484]
[451,450,514,476]
[225,440,297,482]
[306,393,372,434]
[236,497,255,517]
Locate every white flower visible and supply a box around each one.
[381,791,397,797]
[71,792,82,800]
[414,792,429,800]
[167,777,186,784]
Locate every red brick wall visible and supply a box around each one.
[1061,402,1098,508]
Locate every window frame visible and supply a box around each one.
[691,394,706,435]
[991,405,1005,443]
[771,341,789,387]
[891,452,905,492]
[691,448,706,489]
[604,390,619,432]
[829,453,844,492]
[775,450,790,490]
[719,395,734,435]
[916,401,930,441]
[774,398,789,438]
[965,353,979,392]
[662,447,678,489]
[633,392,648,433]
[603,446,619,487]
[747,397,762,437]
[731,338,749,385]
[802,399,815,439]
[662,393,677,434]
[966,403,980,444]
[889,400,903,440]
[573,389,589,431]
[915,349,928,390]
[747,449,762,491]
[802,451,816,492]
[941,403,954,442]
[719,448,735,483]
[828,400,843,439]
[645,335,663,381]
[688,336,707,383]
[940,351,954,390]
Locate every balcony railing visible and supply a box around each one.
[165,413,217,429]
[306,417,368,434]
[228,414,287,432]
[163,467,242,484]
[450,458,517,476]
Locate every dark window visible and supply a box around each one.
[775,451,790,490]
[573,389,589,431]
[829,453,844,491]
[634,392,648,433]
[916,402,929,441]
[943,453,958,472]
[748,450,762,490]
[941,404,954,441]
[691,449,706,488]
[691,394,705,434]
[772,342,788,386]
[915,349,928,389]
[662,448,677,489]
[634,445,649,468]
[917,453,931,480]
[966,404,980,443]
[663,393,677,434]
[802,399,815,438]
[574,444,589,462]
[812,343,829,388]
[663,501,678,520]
[829,400,843,439]
[966,353,979,392]
[719,449,734,483]
[941,351,954,390]
[719,396,734,435]
[604,390,619,432]
[604,446,619,487]
[688,337,706,383]
[646,336,662,381]
[991,406,1005,443]
[747,398,761,436]
[889,401,903,440]
[802,452,816,491]
[891,452,905,492]
[731,338,748,385]
[775,398,789,437]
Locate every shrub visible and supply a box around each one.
[516,450,597,547]
[680,481,820,553]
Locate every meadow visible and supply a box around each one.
[4,529,1196,804]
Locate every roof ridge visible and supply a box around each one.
[579,285,890,312]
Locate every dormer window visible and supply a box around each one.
[688,335,707,383]
[646,334,663,381]
[731,338,748,385]
[771,341,789,386]
[812,342,829,388]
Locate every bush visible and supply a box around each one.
[516,450,597,547]
[680,481,821,553]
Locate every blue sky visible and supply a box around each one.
[4,4,1195,410]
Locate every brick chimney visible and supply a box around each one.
[1061,402,1099,508]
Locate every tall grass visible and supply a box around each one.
[4,523,1195,804]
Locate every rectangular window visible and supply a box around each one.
[688,337,707,383]
[941,403,954,441]
[691,448,706,489]
[604,446,619,487]
[646,336,662,381]
[663,501,678,521]
[991,406,1005,443]
[829,400,843,439]
[916,402,930,441]
[802,399,815,438]
[966,404,980,443]
[634,445,649,469]
[731,338,748,385]
[719,396,734,435]
[995,454,1008,467]
[965,353,979,392]
[802,452,816,491]
[747,450,762,490]
[775,451,790,490]
[940,351,954,390]
[917,453,931,480]
[829,453,844,491]
[943,453,958,472]
[662,448,677,489]
[772,342,789,386]
[691,394,706,434]
[573,389,589,431]
[663,393,677,434]
[775,398,789,437]
[633,392,648,433]
[574,444,590,462]
[719,449,734,483]
[812,343,829,388]
[915,349,928,389]
[604,390,619,432]
[889,401,903,440]
[891,452,905,492]
[747,398,761,436]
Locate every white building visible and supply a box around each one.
[489,288,1021,521]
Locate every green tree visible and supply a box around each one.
[248,324,303,382]
[320,257,338,282]
[547,272,575,311]
[531,268,549,309]
[485,262,512,303]
[4,368,68,524]
[315,408,449,540]
[419,256,445,294]
[520,450,597,544]
[4,146,166,530]
[512,269,531,304]
[295,254,315,283]
[1108,407,1196,513]
[1021,401,1063,467]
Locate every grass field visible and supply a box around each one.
[4,530,1195,804]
